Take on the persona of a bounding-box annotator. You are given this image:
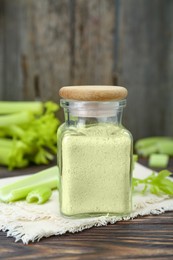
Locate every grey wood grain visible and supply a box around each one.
[116,0,173,139]
[24,0,71,103]
[72,0,115,85]
[0,0,26,100]
[0,0,4,99]
[0,0,173,139]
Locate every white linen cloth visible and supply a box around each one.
[0,163,173,244]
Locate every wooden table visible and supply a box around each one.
[0,160,173,259]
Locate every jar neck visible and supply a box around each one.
[61,100,126,126]
[64,110,123,126]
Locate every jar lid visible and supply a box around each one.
[59,85,128,101]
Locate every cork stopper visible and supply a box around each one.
[59,85,128,101]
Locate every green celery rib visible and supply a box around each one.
[135,137,172,150]
[0,146,11,165]
[0,101,43,115]
[3,125,25,138]
[0,138,13,148]
[0,138,28,169]
[0,166,59,202]
[0,111,33,127]
[157,141,173,156]
[26,186,52,204]
[135,137,173,157]
[137,145,158,157]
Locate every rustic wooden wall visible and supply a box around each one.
[0,0,173,140]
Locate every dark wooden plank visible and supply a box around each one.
[0,0,4,99]
[0,0,71,106]
[116,0,173,139]
[23,0,71,104]
[72,0,115,85]
[0,212,173,259]
[163,0,173,137]
[0,0,27,101]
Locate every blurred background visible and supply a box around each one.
[0,0,173,140]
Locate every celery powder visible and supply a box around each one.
[60,124,132,217]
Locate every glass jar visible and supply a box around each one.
[58,86,133,218]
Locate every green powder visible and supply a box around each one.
[60,124,132,217]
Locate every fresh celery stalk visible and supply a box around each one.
[157,141,173,156]
[135,137,173,157]
[0,129,5,137]
[0,111,33,127]
[0,101,43,115]
[137,145,158,157]
[0,138,14,148]
[0,146,12,165]
[0,166,59,202]
[135,137,172,150]
[0,138,28,169]
[2,125,25,138]
[149,154,169,168]
[26,186,52,204]
[0,101,60,169]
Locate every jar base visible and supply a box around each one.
[60,211,131,219]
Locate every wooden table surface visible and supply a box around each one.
[0,159,173,260]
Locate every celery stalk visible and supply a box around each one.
[0,111,33,127]
[157,141,173,156]
[0,146,12,165]
[3,125,25,138]
[135,137,172,150]
[0,138,28,169]
[0,138,14,148]
[0,166,59,202]
[137,145,158,157]
[26,186,52,204]
[135,137,173,157]
[0,101,43,115]
[0,101,60,169]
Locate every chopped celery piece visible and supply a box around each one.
[149,154,169,168]
[0,101,43,115]
[26,186,52,204]
[0,166,59,203]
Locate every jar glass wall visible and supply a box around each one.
[58,98,133,218]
